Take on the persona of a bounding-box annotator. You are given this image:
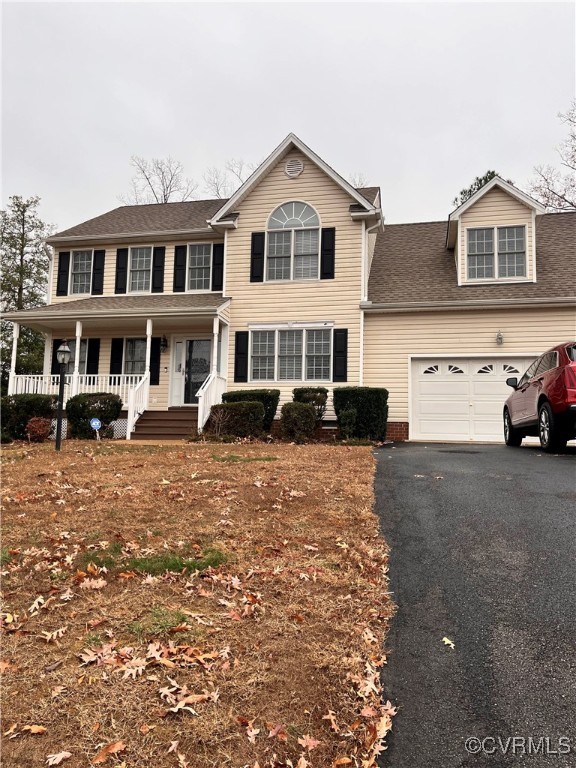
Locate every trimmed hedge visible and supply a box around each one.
[1,394,57,440]
[222,389,280,432]
[280,402,316,443]
[333,387,389,440]
[208,401,264,438]
[292,387,328,426]
[66,392,122,439]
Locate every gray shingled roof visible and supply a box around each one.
[368,212,576,305]
[5,294,226,322]
[48,188,379,242]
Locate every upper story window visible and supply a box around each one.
[188,244,212,291]
[129,247,152,292]
[467,226,526,281]
[70,250,93,294]
[267,202,320,281]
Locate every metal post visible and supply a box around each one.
[55,361,66,451]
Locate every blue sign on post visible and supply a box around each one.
[90,418,102,431]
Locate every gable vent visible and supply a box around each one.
[285,157,304,178]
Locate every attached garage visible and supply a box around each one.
[410,356,536,442]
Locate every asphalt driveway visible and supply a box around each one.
[375,443,576,767]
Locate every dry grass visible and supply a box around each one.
[1,441,395,768]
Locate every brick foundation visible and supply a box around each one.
[386,422,409,441]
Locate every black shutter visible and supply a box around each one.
[150,337,161,386]
[110,338,124,375]
[320,228,336,280]
[333,328,348,382]
[173,245,187,292]
[91,250,105,295]
[250,232,265,282]
[234,331,249,382]
[212,243,224,291]
[56,253,70,296]
[115,249,128,294]
[151,247,165,293]
[86,338,100,375]
[51,339,63,375]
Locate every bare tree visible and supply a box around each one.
[348,172,369,188]
[120,156,198,205]
[203,158,255,199]
[529,101,576,211]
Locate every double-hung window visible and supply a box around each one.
[266,202,320,281]
[188,244,212,290]
[70,250,93,294]
[124,338,146,374]
[63,339,88,374]
[250,328,331,381]
[129,247,152,292]
[467,226,526,281]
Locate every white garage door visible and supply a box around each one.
[411,357,536,442]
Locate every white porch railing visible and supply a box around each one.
[126,373,150,439]
[11,374,72,403]
[196,373,227,432]
[75,374,143,404]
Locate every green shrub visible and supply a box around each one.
[222,389,280,432]
[26,417,53,443]
[1,431,14,444]
[208,401,264,438]
[1,394,57,440]
[292,387,328,426]
[280,401,316,443]
[66,392,122,439]
[338,407,357,439]
[333,387,389,440]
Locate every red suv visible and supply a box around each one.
[504,342,576,451]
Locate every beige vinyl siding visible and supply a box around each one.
[225,149,363,411]
[50,241,224,303]
[363,306,576,422]
[459,187,534,283]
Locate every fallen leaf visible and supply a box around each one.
[332,759,353,766]
[167,741,179,753]
[3,723,18,737]
[92,740,126,764]
[46,752,72,766]
[360,705,378,717]
[442,636,455,650]
[51,686,67,699]
[322,710,339,732]
[23,725,47,734]
[139,724,156,734]
[246,726,260,743]
[298,734,320,751]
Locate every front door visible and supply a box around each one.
[170,338,211,406]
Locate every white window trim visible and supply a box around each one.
[64,338,88,374]
[248,327,333,383]
[127,245,154,295]
[123,337,147,375]
[464,225,531,284]
[69,249,94,295]
[187,243,213,293]
[264,200,322,283]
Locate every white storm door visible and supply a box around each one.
[170,338,212,406]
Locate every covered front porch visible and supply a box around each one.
[5,294,230,438]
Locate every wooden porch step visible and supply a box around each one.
[131,409,198,441]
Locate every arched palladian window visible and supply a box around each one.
[267,202,320,280]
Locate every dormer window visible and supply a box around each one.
[266,202,320,281]
[467,226,526,281]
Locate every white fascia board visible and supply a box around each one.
[360,296,576,312]
[248,320,335,330]
[350,208,383,221]
[208,133,377,224]
[448,177,546,223]
[47,227,215,245]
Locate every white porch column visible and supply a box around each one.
[7,322,19,395]
[211,317,219,374]
[71,320,82,396]
[145,318,153,374]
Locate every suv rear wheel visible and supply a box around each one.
[538,402,567,453]
[504,408,522,447]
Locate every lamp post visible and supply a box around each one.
[55,340,71,451]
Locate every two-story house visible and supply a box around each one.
[6,134,575,442]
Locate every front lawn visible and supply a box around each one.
[1,442,394,767]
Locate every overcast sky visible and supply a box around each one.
[2,2,574,231]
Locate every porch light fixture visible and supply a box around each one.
[55,340,71,452]
[160,335,169,353]
[496,331,504,346]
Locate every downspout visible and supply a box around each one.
[360,220,382,385]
